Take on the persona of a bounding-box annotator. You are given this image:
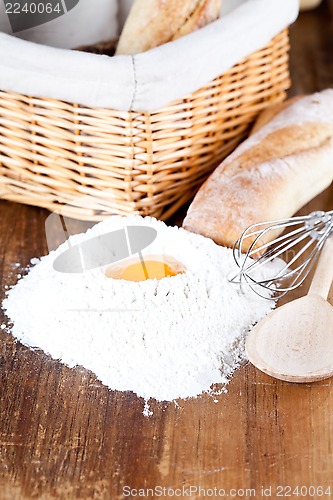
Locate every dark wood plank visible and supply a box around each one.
[289,0,333,96]
[1,4,333,498]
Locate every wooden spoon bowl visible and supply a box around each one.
[246,236,333,383]
[246,295,333,382]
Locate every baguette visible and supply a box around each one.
[183,90,333,251]
[116,0,222,56]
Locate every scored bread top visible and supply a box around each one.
[225,123,332,174]
[172,0,223,40]
[183,89,333,250]
[116,0,222,55]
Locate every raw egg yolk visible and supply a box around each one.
[106,256,184,282]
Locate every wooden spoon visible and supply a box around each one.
[246,236,333,383]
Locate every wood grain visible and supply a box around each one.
[1,4,333,499]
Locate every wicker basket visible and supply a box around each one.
[0,30,290,221]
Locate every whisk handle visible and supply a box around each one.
[308,235,333,300]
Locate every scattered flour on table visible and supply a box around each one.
[2,216,279,414]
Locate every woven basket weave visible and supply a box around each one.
[0,30,290,221]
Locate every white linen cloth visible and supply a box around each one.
[0,0,118,49]
[0,0,299,112]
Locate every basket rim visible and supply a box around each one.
[0,0,298,112]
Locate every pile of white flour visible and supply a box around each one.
[3,216,277,408]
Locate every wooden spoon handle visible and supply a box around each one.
[308,235,333,300]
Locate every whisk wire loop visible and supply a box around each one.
[230,210,333,299]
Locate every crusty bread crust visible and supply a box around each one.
[116,0,222,55]
[172,0,222,40]
[183,90,333,250]
[251,96,303,134]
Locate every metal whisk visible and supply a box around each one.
[230,210,333,299]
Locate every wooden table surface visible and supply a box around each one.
[1,4,333,499]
